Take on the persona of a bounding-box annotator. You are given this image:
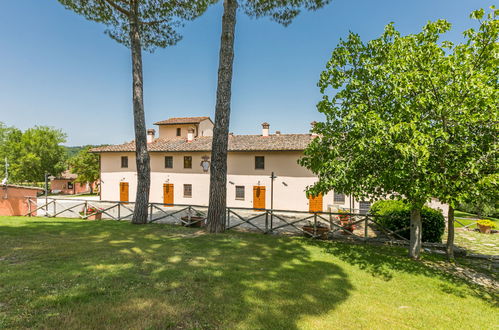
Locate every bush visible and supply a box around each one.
[370,200,445,243]
[477,219,496,228]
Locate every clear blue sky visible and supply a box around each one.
[0,0,494,146]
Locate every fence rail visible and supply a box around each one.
[26,197,414,243]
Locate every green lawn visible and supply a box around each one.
[454,210,499,229]
[0,217,497,329]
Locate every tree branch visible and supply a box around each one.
[100,0,130,16]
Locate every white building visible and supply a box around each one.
[91,116,448,215]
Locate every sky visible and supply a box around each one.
[0,0,495,146]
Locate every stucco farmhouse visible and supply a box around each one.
[91,116,447,214]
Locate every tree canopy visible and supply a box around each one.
[58,0,214,52]
[300,7,498,258]
[0,123,67,183]
[69,146,100,192]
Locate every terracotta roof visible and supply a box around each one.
[153,117,211,125]
[90,134,314,153]
[53,170,78,180]
[1,184,44,191]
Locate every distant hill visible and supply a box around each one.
[64,145,108,158]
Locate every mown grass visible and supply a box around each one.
[0,217,497,329]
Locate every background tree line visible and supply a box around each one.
[0,122,100,188]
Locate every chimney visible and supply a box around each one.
[310,121,318,137]
[275,130,281,136]
[261,122,270,137]
[187,128,195,142]
[147,129,156,143]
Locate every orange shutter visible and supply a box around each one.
[253,186,266,209]
[309,194,323,213]
[120,182,129,203]
[163,184,174,207]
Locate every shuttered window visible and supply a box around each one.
[165,156,173,169]
[235,186,245,200]
[255,156,265,170]
[334,193,345,204]
[121,156,128,168]
[183,184,192,198]
[184,156,192,169]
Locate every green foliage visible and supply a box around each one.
[58,0,215,52]
[300,7,498,212]
[0,123,67,183]
[240,0,333,26]
[477,219,496,228]
[370,200,445,243]
[68,146,100,186]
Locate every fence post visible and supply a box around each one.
[313,213,318,238]
[84,201,88,219]
[226,208,230,228]
[265,211,269,233]
[364,216,369,242]
[149,203,153,223]
[53,199,56,218]
[118,203,121,220]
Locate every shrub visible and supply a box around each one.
[370,200,445,243]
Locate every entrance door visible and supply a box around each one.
[309,194,323,213]
[119,182,129,203]
[163,183,174,207]
[253,186,266,209]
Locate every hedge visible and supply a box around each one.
[370,200,445,243]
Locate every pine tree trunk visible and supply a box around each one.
[129,3,150,225]
[409,208,422,259]
[446,205,455,261]
[207,0,237,233]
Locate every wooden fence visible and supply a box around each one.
[26,197,413,242]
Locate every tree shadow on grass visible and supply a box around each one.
[0,219,353,329]
[305,239,497,305]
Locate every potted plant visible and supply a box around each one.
[477,219,495,234]
[79,206,102,220]
[181,211,205,227]
[302,220,330,239]
[337,209,355,232]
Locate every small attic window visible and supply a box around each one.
[176,128,181,136]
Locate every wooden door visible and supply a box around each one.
[253,186,266,209]
[119,182,129,203]
[163,184,174,207]
[309,194,323,213]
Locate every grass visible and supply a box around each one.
[454,210,499,229]
[449,230,498,256]
[0,217,497,329]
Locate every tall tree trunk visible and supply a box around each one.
[409,207,422,259]
[207,0,237,233]
[129,3,150,224]
[446,204,455,261]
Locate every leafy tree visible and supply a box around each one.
[69,146,100,194]
[12,126,67,183]
[300,9,498,259]
[424,8,498,260]
[207,0,333,233]
[58,0,214,224]
[0,123,22,182]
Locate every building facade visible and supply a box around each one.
[91,116,448,214]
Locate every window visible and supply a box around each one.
[183,184,192,198]
[235,186,245,200]
[255,156,265,170]
[121,156,128,168]
[359,201,371,215]
[184,156,192,169]
[165,156,173,169]
[176,127,181,136]
[334,192,345,204]
[67,182,74,189]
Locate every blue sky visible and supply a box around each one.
[0,0,494,146]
